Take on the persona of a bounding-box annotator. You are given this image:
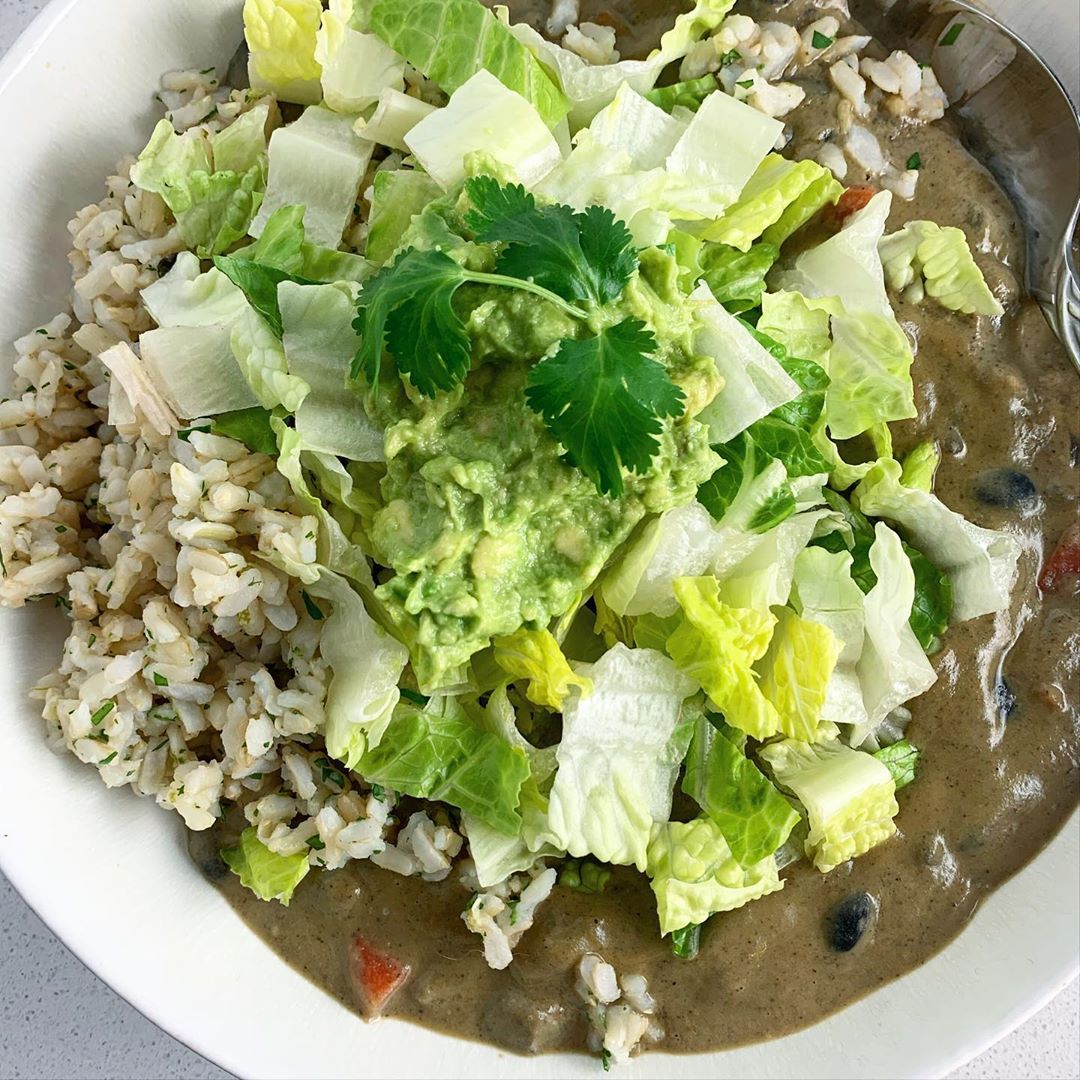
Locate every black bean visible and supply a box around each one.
[973,468,1038,511]
[826,892,876,952]
[995,675,1017,720]
[201,852,230,881]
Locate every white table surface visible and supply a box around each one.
[0,1,1078,1078]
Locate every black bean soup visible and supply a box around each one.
[189,0,1080,1057]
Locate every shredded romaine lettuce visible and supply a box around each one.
[542,644,696,870]
[251,105,374,248]
[759,736,898,873]
[646,816,783,934]
[855,458,1020,621]
[316,2,405,114]
[222,827,311,904]
[244,0,324,104]
[879,219,1003,316]
[359,696,530,834]
[304,568,408,766]
[404,70,563,189]
[668,577,781,740]
[278,281,384,460]
[682,716,799,866]
[492,628,593,709]
[360,0,568,127]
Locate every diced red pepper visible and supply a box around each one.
[349,934,411,1018]
[824,185,878,230]
[1038,520,1080,592]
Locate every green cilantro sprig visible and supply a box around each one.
[352,177,686,498]
[526,319,684,497]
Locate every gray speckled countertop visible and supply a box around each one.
[1,1,1078,1078]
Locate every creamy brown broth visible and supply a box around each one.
[189,0,1080,1057]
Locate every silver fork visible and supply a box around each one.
[852,0,1080,372]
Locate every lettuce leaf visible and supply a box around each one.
[304,568,408,766]
[358,89,438,152]
[792,546,870,734]
[646,816,783,934]
[873,739,920,790]
[221,827,310,904]
[244,0,324,104]
[463,688,562,886]
[230,306,310,411]
[272,419,375,588]
[759,736,898,872]
[855,523,938,739]
[757,607,840,742]
[278,281,385,460]
[690,282,801,445]
[316,3,405,114]
[825,309,917,441]
[879,219,1003,316]
[757,290,832,367]
[359,696,531,834]
[251,105,374,249]
[367,167,442,264]
[899,441,940,493]
[542,644,696,869]
[668,577,781,740]
[697,436,796,534]
[492,628,592,709]
[703,155,842,253]
[587,83,688,171]
[404,70,562,189]
[362,0,568,127]
[140,325,261,419]
[234,204,373,283]
[854,458,1020,621]
[131,109,271,257]
[508,0,735,130]
[699,241,778,314]
[141,252,250,328]
[682,716,799,866]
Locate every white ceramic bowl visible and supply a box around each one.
[1,3,1077,1078]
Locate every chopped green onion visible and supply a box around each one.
[671,923,702,960]
[939,22,964,46]
[718,48,741,67]
[152,671,169,686]
[812,30,834,49]
[601,1049,614,1072]
[87,634,97,647]
[99,751,117,765]
[90,700,116,726]
[399,687,429,708]
[301,591,325,621]
[314,756,347,789]
[736,78,754,89]
[906,151,922,170]
[370,783,386,801]
[306,835,326,850]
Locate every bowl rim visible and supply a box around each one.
[0,2,1076,1078]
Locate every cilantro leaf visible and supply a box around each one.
[525,319,684,498]
[351,248,472,396]
[213,256,314,339]
[464,176,636,307]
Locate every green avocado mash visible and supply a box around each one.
[365,248,722,689]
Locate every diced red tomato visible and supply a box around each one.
[1038,520,1080,592]
[349,934,410,1018]
[824,185,878,230]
